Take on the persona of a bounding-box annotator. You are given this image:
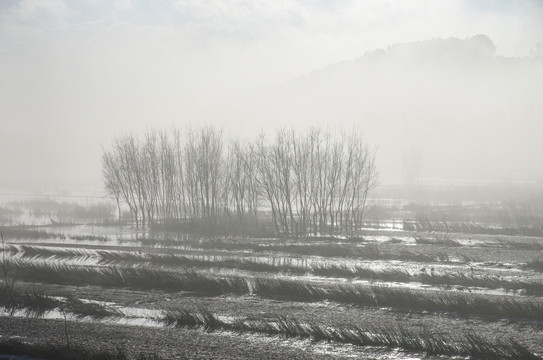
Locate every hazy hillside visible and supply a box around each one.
[263,35,543,182]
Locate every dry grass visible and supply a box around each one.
[163,307,541,360]
[7,260,543,321]
[0,285,121,318]
[0,339,162,360]
[13,245,543,295]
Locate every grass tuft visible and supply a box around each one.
[0,285,122,319]
[0,286,58,316]
[63,296,123,319]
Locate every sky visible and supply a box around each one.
[0,0,542,190]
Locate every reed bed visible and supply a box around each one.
[523,259,543,272]
[0,286,121,318]
[190,242,453,263]
[9,260,250,295]
[0,286,59,317]
[0,339,162,360]
[404,221,543,237]
[253,277,543,320]
[163,307,541,360]
[63,296,123,319]
[13,245,543,295]
[491,238,543,251]
[417,272,543,295]
[414,236,462,247]
[127,235,452,263]
[7,260,543,321]
[0,227,110,242]
[0,228,64,240]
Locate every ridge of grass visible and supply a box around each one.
[0,286,121,319]
[13,245,543,295]
[7,260,543,321]
[163,307,541,360]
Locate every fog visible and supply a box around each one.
[1,0,542,192]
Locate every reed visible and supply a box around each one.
[164,307,541,360]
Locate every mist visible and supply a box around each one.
[270,35,543,182]
[1,0,542,190]
[3,2,543,358]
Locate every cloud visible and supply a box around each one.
[115,0,133,10]
[1,0,69,33]
[463,0,543,14]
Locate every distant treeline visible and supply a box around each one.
[102,127,376,235]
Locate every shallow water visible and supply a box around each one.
[0,306,465,360]
[5,241,538,297]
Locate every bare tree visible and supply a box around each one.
[102,151,123,223]
[102,126,377,235]
[403,146,423,186]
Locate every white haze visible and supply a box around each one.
[0,0,542,191]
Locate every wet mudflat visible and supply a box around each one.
[1,225,543,359]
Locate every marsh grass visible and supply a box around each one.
[7,230,456,263]
[10,260,250,295]
[490,238,543,251]
[523,259,543,272]
[252,278,543,320]
[242,243,451,262]
[8,260,543,320]
[0,227,111,242]
[414,236,462,247]
[406,220,543,237]
[138,237,452,263]
[163,307,541,360]
[311,264,412,282]
[96,250,285,274]
[63,296,123,319]
[0,228,65,240]
[0,286,58,316]
[15,245,543,295]
[5,245,426,283]
[69,234,110,242]
[0,285,121,318]
[409,235,543,251]
[0,339,162,360]
[17,245,92,260]
[417,272,543,295]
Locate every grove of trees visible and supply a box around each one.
[102,127,376,235]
